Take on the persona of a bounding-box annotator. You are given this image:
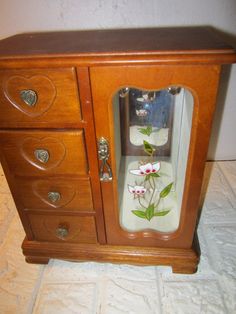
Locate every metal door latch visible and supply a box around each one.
[98,137,113,182]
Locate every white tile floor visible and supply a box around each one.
[0,161,236,314]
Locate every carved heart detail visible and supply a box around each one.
[4,75,56,117]
[21,137,66,170]
[32,180,76,208]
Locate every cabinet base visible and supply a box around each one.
[25,256,50,264]
[22,235,200,274]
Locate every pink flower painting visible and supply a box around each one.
[128,185,147,198]
[129,162,160,176]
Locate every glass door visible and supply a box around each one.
[114,87,193,233]
[90,65,220,247]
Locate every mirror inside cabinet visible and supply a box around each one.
[113,87,194,233]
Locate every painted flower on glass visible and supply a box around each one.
[129,162,161,176]
[128,185,147,198]
[126,125,172,221]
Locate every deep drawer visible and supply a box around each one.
[15,177,94,212]
[0,130,88,176]
[0,68,81,127]
[27,213,97,243]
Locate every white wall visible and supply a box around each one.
[0,0,235,160]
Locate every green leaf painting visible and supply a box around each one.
[143,140,155,156]
[145,203,155,221]
[144,172,160,181]
[154,210,170,216]
[150,172,160,178]
[160,182,173,198]
[132,210,146,219]
[138,125,153,136]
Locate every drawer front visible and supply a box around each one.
[0,130,88,176]
[15,177,94,212]
[0,68,81,127]
[28,213,97,243]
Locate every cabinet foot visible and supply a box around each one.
[25,256,50,265]
[172,265,198,274]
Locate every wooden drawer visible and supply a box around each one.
[27,213,97,243]
[15,177,94,212]
[0,130,88,176]
[0,68,81,127]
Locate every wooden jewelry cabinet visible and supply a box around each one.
[0,27,235,274]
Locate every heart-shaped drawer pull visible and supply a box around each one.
[55,224,69,240]
[20,89,38,107]
[48,191,61,203]
[34,149,50,163]
[55,225,81,241]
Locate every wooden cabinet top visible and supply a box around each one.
[0,27,235,66]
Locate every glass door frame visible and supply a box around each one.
[91,65,221,248]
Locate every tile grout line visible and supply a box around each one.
[26,264,47,314]
[217,161,236,201]
[155,268,164,314]
[199,161,236,227]
[198,218,233,314]
[200,220,236,227]
[91,281,101,314]
[96,276,108,314]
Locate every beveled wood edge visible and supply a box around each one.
[23,209,96,216]
[0,52,236,68]
[22,233,200,274]
[0,122,87,129]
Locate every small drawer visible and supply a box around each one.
[15,177,94,212]
[0,68,81,127]
[0,130,88,176]
[27,213,97,244]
